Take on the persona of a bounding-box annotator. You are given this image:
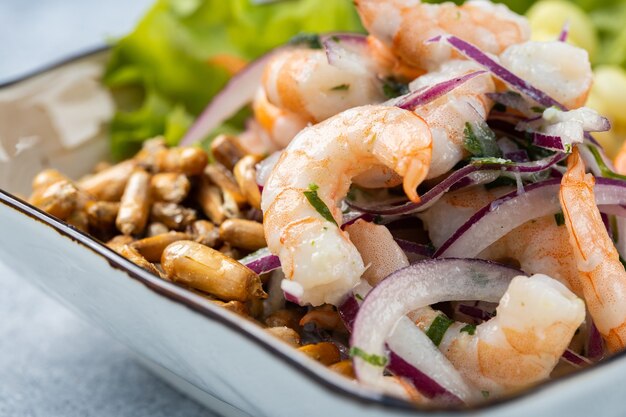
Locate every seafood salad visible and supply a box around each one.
[27,0,626,408]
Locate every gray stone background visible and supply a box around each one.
[0,1,217,416]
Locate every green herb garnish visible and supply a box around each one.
[460,324,476,335]
[425,314,454,347]
[463,121,502,158]
[303,183,338,226]
[349,347,388,367]
[588,144,626,180]
[492,102,507,112]
[554,211,565,226]
[331,84,350,91]
[531,106,546,113]
[382,77,409,99]
[289,33,322,49]
[482,390,490,398]
[354,293,364,301]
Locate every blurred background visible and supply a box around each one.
[3,0,626,415]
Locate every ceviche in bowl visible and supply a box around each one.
[14,0,626,410]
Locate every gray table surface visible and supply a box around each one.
[0,1,216,416]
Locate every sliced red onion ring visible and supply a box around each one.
[429,35,565,110]
[347,153,566,215]
[533,132,570,152]
[181,49,281,145]
[394,71,487,110]
[435,177,626,258]
[238,247,280,275]
[321,32,369,72]
[351,258,523,403]
[587,321,605,361]
[393,238,434,257]
[558,21,570,42]
[561,348,592,368]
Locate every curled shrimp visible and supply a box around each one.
[419,185,582,294]
[410,274,585,394]
[356,0,529,72]
[499,41,593,109]
[410,60,496,178]
[560,147,626,352]
[253,48,386,147]
[262,105,432,306]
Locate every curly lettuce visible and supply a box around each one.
[104,0,363,159]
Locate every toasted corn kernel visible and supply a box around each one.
[78,159,137,201]
[107,235,135,248]
[265,309,303,331]
[298,342,341,366]
[267,326,301,347]
[131,231,190,263]
[197,178,226,224]
[134,137,167,168]
[147,222,170,237]
[219,218,266,251]
[299,309,346,332]
[113,244,162,276]
[150,173,190,203]
[210,134,247,170]
[31,169,67,191]
[161,240,266,302]
[186,220,220,247]
[29,180,78,220]
[204,164,247,206]
[150,202,197,230]
[154,146,208,176]
[233,155,262,209]
[328,360,355,379]
[67,209,89,233]
[116,169,151,236]
[86,201,120,231]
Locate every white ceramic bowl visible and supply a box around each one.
[2,50,626,417]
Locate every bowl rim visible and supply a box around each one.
[2,48,626,414]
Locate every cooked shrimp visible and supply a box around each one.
[499,41,593,109]
[345,219,409,286]
[262,105,432,305]
[419,185,582,294]
[356,0,529,72]
[410,60,496,178]
[253,48,386,147]
[560,147,626,352]
[409,274,585,394]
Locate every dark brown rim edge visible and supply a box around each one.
[2,48,626,414]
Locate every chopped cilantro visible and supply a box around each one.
[289,33,322,49]
[531,106,546,113]
[373,215,384,225]
[482,390,490,398]
[349,347,388,367]
[471,157,513,165]
[460,324,476,335]
[354,293,364,301]
[554,212,565,226]
[463,121,502,158]
[331,84,350,91]
[425,314,454,347]
[331,35,341,42]
[382,77,409,99]
[588,145,626,181]
[303,184,337,226]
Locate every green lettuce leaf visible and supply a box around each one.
[105,0,363,159]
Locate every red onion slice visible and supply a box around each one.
[394,71,487,110]
[561,349,592,368]
[238,247,280,274]
[347,153,566,215]
[351,258,523,403]
[429,35,565,110]
[558,21,570,42]
[181,49,282,145]
[321,32,369,71]
[435,177,626,258]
